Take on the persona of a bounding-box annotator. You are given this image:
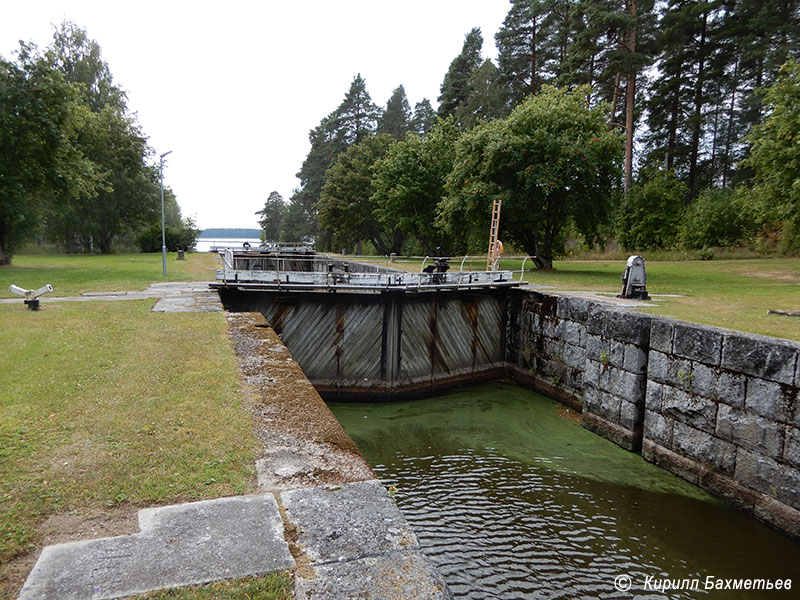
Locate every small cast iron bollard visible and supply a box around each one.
[8,284,54,310]
[618,255,650,300]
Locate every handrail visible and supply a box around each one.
[519,255,532,283]
[419,256,429,273]
[459,255,468,273]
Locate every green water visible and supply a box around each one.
[330,382,800,599]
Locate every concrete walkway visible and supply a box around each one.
[0,282,222,313]
[20,481,451,600]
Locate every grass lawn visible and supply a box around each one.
[0,252,219,298]
[128,573,293,600]
[355,255,800,342]
[0,297,259,598]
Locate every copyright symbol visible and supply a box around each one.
[614,574,632,592]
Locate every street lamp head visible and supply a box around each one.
[160,150,173,159]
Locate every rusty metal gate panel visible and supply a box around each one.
[338,302,383,386]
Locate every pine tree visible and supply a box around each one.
[292,75,382,246]
[256,191,285,242]
[495,0,558,105]
[456,59,509,128]
[410,99,437,136]
[378,85,412,141]
[438,27,484,119]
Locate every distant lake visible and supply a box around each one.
[195,237,261,253]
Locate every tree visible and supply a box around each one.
[318,134,401,254]
[46,22,162,253]
[495,0,557,104]
[410,99,437,136]
[443,86,623,269]
[292,75,382,247]
[456,59,508,129]
[256,191,285,242]
[373,120,461,254]
[438,28,484,120]
[616,169,688,249]
[0,45,93,264]
[50,20,125,111]
[378,85,411,141]
[739,59,800,251]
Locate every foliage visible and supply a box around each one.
[739,59,800,253]
[136,217,201,252]
[317,134,402,254]
[378,85,412,141]
[0,44,94,265]
[455,59,508,129]
[438,27,484,121]
[372,120,461,254]
[289,74,383,246]
[678,187,750,249]
[617,170,687,250]
[410,98,437,136]
[255,191,285,242]
[443,86,623,269]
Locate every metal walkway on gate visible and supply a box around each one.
[210,248,529,294]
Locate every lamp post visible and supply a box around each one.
[159,150,172,276]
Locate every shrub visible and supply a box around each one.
[679,188,749,249]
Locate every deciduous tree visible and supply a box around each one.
[443,86,623,269]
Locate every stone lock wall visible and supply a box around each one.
[508,288,800,538]
[506,291,590,411]
[642,321,800,537]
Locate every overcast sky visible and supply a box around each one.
[2,1,511,230]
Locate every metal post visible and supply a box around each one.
[159,150,172,276]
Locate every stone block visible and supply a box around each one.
[19,494,294,600]
[607,340,625,369]
[647,351,670,383]
[564,296,591,324]
[586,334,608,362]
[735,449,780,498]
[294,551,453,600]
[645,381,664,411]
[715,371,746,408]
[604,309,652,346]
[776,464,800,509]
[561,342,586,370]
[745,377,794,423]
[662,387,717,434]
[563,320,587,347]
[644,409,674,447]
[586,304,605,336]
[623,345,648,375]
[542,317,564,340]
[619,399,644,430]
[784,426,800,469]
[584,359,601,387]
[722,333,799,385]
[715,404,785,459]
[673,322,723,365]
[583,387,621,423]
[650,319,674,354]
[691,362,717,399]
[565,368,584,391]
[612,370,646,401]
[673,421,736,475]
[282,480,418,564]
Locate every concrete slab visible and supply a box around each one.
[281,480,419,563]
[19,495,294,600]
[294,551,453,600]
